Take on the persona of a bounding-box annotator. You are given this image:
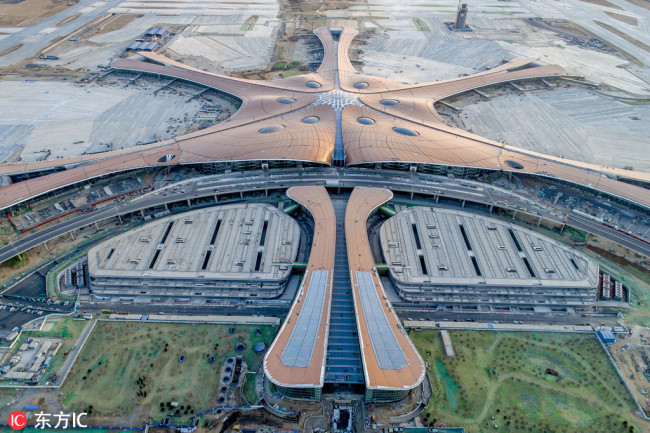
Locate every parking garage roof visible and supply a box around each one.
[346,187,425,390]
[87,204,299,281]
[380,207,599,288]
[264,186,335,388]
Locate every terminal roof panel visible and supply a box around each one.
[1,27,650,214]
[346,187,425,390]
[380,207,599,288]
[355,271,407,370]
[281,270,329,368]
[87,204,299,281]
[264,186,335,388]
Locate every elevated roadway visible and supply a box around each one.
[1,169,648,265]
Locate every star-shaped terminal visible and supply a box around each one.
[0,27,648,211]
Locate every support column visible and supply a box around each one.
[461,200,466,208]
[240,191,244,199]
[537,217,542,227]
[489,204,494,213]
[43,241,48,251]
[140,210,145,217]
[512,210,517,220]
[214,195,218,203]
[117,214,122,225]
[69,231,75,241]
[435,195,439,204]
[187,199,191,208]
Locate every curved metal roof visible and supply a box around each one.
[0,26,649,211]
[346,187,426,390]
[264,186,336,388]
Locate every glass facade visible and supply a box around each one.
[365,388,409,403]
[276,385,322,401]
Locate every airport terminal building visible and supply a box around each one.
[264,187,426,404]
[87,204,300,301]
[380,207,599,309]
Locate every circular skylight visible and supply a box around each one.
[354,82,369,89]
[380,99,399,106]
[259,125,285,133]
[277,98,296,104]
[306,81,322,88]
[157,154,176,163]
[392,127,419,136]
[357,117,375,125]
[302,116,320,124]
[505,160,524,169]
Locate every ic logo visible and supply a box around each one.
[8,411,26,430]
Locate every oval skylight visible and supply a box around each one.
[392,127,419,136]
[157,154,176,163]
[259,125,285,133]
[302,116,320,124]
[505,160,524,169]
[306,81,322,88]
[354,82,369,89]
[380,99,399,106]
[357,117,375,125]
[277,98,296,104]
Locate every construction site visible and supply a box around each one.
[0,0,648,169]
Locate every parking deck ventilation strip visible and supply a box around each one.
[259,220,269,247]
[201,251,212,270]
[471,256,482,276]
[148,250,161,269]
[209,219,222,245]
[105,248,115,261]
[570,258,580,271]
[254,251,263,272]
[325,200,364,384]
[419,255,428,275]
[280,270,329,368]
[160,221,174,244]
[522,257,536,278]
[459,224,472,251]
[508,228,523,252]
[355,271,408,370]
[412,224,422,250]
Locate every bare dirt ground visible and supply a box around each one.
[0,0,77,27]
[578,0,623,11]
[625,0,650,11]
[0,43,23,57]
[604,11,639,27]
[609,327,650,416]
[595,20,650,54]
[83,13,141,38]
[55,12,80,27]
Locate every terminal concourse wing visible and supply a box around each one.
[346,187,426,391]
[264,186,336,388]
